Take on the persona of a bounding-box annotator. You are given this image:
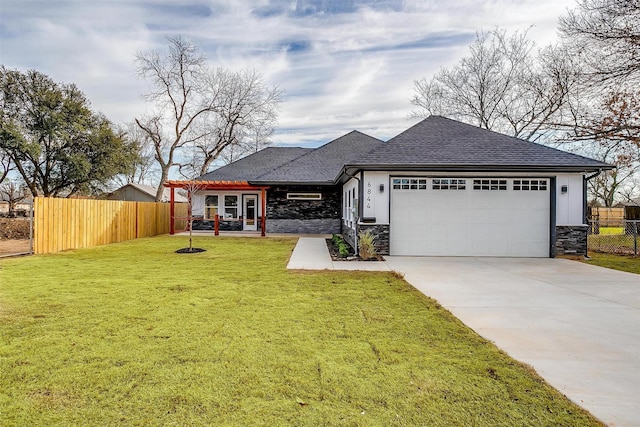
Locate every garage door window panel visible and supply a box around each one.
[513,179,548,191]
[473,179,507,190]
[393,178,428,190]
[433,178,466,190]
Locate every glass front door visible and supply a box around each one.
[243,195,258,231]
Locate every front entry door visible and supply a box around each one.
[243,195,258,231]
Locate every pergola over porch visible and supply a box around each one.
[164,180,270,236]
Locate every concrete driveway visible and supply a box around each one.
[383,256,640,427]
[287,238,640,425]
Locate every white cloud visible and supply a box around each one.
[1,0,578,148]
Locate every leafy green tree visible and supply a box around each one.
[0,67,136,197]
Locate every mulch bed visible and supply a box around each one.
[325,238,384,261]
[175,247,206,254]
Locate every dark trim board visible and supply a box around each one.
[550,177,557,258]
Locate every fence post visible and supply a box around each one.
[214,214,219,236]
[634,220,638,256]
[29,199,34,254]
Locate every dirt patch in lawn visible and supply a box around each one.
[0,240,30,256]
[0,219,31,256]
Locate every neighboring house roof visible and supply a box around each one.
[617,197,640,207]
[199,147,310,182]
[350,116,613,173]
[107,183,188,203]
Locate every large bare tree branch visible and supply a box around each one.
[134,37,282,200]
[411,28,579,142]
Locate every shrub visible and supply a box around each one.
[338,242,349,258]
[358,230,377,259]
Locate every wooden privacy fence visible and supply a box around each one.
[590,207,625,224]
[33,197,187,255]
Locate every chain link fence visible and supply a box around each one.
[588,219,640,256]
[0,200,34,257]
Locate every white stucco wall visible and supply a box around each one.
[192,191,264,219]
[362,171,390,224]
[555,173,586,225]
[342,178,359,229]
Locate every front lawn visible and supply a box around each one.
[585,252,640,274]
[0,236,601,426]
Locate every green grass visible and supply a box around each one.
[588,233,638,254]
[598,226,624,235]
[0,236,602,426]
[585,252,640,274]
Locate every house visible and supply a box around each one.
[166,116,612,257]
[0,200,32,216]
[106,183,187,203]
[615,197,640,207]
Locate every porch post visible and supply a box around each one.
[169,185,175,235]
[261,187,266,237]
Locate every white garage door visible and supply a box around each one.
[390,177,550,257]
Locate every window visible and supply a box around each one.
[205,195,218,219]
[287,193,322,200]
[392,178,428,190]
[433,178,466,190]
[224,195,238,220]
[513,179,548,191]
[473,179,507,191]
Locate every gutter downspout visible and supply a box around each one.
[343,169,361,256]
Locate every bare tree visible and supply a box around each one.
[135,36,215,201]
[411,28,579,142]
[559,0,640,86]
[557,1,640,204]
[190,68,281,175]
[135,37,281,200]
[0,179,27,216]
[563,91,640,205]
[109,123,160,189]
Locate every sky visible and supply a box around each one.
[1,0,578,148]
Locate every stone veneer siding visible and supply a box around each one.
[265,185,341,234]
[192,217,258,232]
[267,218,341,234]
[358,224,390,255]
[555,225,588,256]
[341,223,390,255]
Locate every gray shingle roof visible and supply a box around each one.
[198,147,310,181]
[352,116,612,172]
[197,117,612,185]
[255,131,384,184]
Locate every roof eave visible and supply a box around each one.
[249,179,335,186]
[343,163,615,174]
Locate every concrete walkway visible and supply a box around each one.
[287,238,640,426]
[287,237,390,271]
